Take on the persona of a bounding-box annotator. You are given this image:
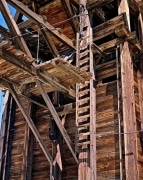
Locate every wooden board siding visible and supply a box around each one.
[32,107,78,179]
[96,60,121,179]
[38,0,75,42]
[9,99,27,179]
[134,66,143,179]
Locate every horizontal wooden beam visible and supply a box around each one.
[97,38,125,52]
[93,13,126,41]
[8,0,76,49]
[7,83,53,165]
[40,27,59,57]
[18,19,35,30]
[87,0,114,9]
[0,77,75,114]
[94,31,143,53]
[36,80,78,164]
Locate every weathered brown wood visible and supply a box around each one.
[94,32,143,53]
[18,19,35,30]
[118,1,138,179]
[7,83,53,166]
[87,0,114,9]
[0,91,9,173]
[8,0,76,49]
[0,0,33,60]
[0,48,76,98]
[0,92,11,179]
[26,103,36,180]
[14,10,20,22]
[138,13,143,45]
[36,80,78,164]
[40,27,59,57]
[93,13,126,41]
[137,11,143,178]
[61,0,78,34]
[77,1,96,179]
[0,25,9,39]
[21,101,30,180]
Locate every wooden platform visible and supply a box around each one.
[0,41,91,98]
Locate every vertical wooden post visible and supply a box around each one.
[0,91,9,173]
[137,11,143,179]
[118,0,138,179]
[21,101,31,180]
[26,104,36,180]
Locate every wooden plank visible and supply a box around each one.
[118,1,139,179]
[61,0,78,34]
[87,0,114,9]
[26,104,36,180]
[7,83,53,166]
[52,61,85,83]
[21,101,31,180]
[0,93,11,179]
[93,13,125,41]
[18,19,35,31]
[137,12,143,177]
[36,80,78,164]
[40,28,59,57]
[8,0,76,49]
[94,32,142,53]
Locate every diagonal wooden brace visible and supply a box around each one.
[7,83,53,165]
[36,80,78,163]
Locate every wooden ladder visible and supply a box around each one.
[76,31,92,147]
[76,26,96,179]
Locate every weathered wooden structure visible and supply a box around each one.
[1,0,143,179]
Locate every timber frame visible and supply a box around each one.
[1,0,143,179]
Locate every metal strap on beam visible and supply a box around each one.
[7,83,53,165]
[36,80,78,163]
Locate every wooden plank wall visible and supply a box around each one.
[96,59,121,179]
[4,102,78,179]
[31,106,78,179]
[134,66,143,179]
[9,99,29,179]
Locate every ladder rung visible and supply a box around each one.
[79,35,90,41]
[79,42,90,48]
[78,132,90,137]
[80,65,90,71]
[77,114,90,120]
[77,105,90,111]
[78,81,90,86]
[77,97,90,103]
[77,141,90,146]
[78,83,89,89]
[79,50,90,57]
[77,122,90,128]
[77,89,90,95]
[78,57,90,64]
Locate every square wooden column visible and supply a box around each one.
[118,0,138,179]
